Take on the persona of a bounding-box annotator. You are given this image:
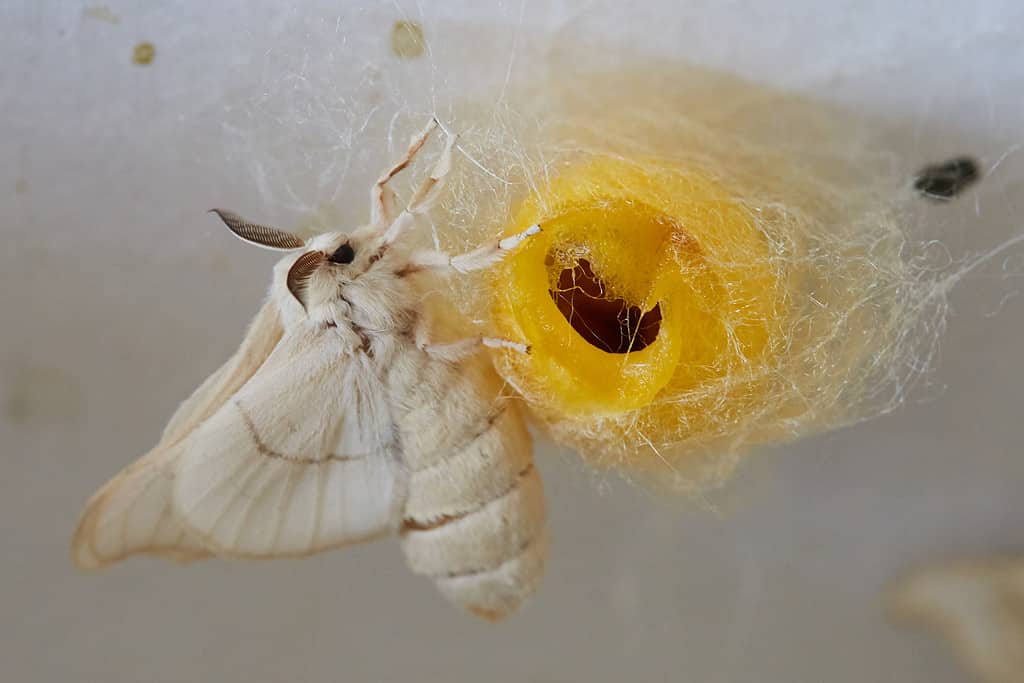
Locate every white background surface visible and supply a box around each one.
[2,2,1023,681]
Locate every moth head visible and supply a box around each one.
[211,209,387,312]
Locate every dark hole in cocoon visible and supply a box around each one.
[549,259,662,354]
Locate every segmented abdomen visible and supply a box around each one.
[390,350,546,620]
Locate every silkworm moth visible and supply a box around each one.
[71,119,547,621]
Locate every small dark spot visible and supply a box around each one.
[402,513,461,533]
[351,324,372,354]
[132,42,155,65]
[330,242,355,264]
[14,178,28,194]
[391,21,425,59]
[366,246,387,267]
[914,156,980,200]
[396,263,423,278]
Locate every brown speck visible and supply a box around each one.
[83,5,121,24]
[391,21,425,59]
[468,606,505,622]
[14,178,28,194]
[6,365,83,426]
[132,42,156,65]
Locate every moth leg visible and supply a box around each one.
[407,224,541,275]
[371,118,439,228]
[414,319,529,361]
[419,335,530,361]
[382,129,458,244]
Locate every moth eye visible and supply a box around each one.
[330,243,355,264]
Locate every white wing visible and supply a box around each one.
[172,327,406,558]
[71,299,284,569]
[72,441,210,569]
[160,299,284,446]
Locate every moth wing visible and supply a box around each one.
[71,299,284,569]
[72,442,210,569]
[160,299,283,446]
[173,328,406,558]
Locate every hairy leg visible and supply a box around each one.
[416,327,530,362]
[408,224,541,275]
[370,118,439,228]
[381,130,458,245]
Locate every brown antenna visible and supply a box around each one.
[285,251,326,309]
[210,209,305,251]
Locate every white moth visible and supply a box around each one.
[71,120,547,621]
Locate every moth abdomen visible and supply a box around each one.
[401,463,541,569]
[395,355,546,620]
[433,532,548,622]
[400,463,546,620]
[402,405,533,521]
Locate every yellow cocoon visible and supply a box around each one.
[493,156,797,484]
[496,157,782,412]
